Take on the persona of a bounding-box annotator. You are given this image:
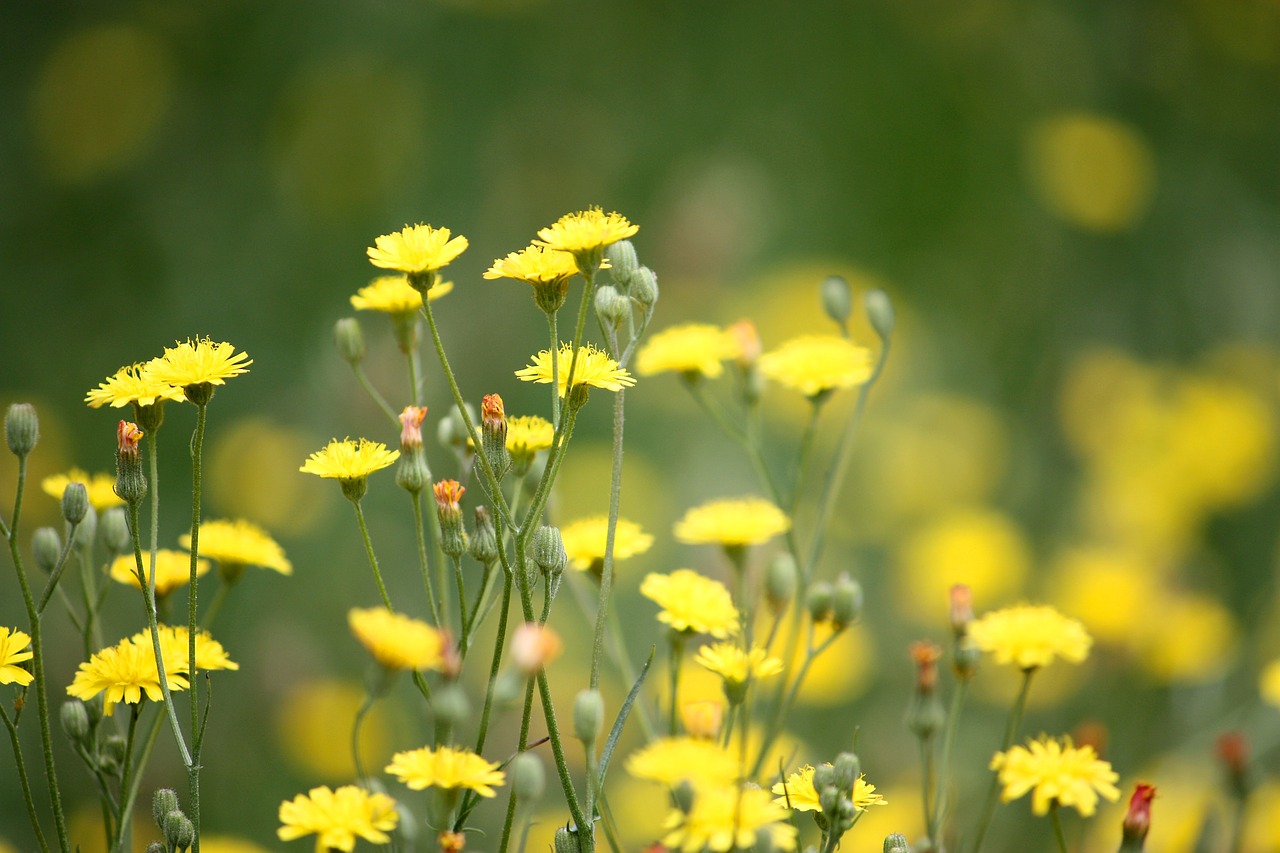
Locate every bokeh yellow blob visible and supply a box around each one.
[1047,547,1163,645]
[972,653,1087,710]
[1135,591,1237,683]
[840,782,923,848]
[767,618,875,707]
[1025,113,1156,232]
[32,25,174,184]
[896,507,1030,623]
[200,837,274,853]
[68,804,160,853]
[1089,761,1214,853]
[1260,658,1280,707]
[207,418,326,536]
[275,677,393,781]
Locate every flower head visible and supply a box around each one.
[432,479,465,514]
[771,765,887,813]
[990,735,1121,817]
[1122,783,1157,842]
[85,363,186,409]
[348,607,444,672]
[968,604,1093,670]
[0,627,34,686]
[130,625,239,678]
[351,275,453,314]
[515,343,635,398]
[278,785,399,853]
[109,550,211,596]
[485,244,584,285]
[42,469,124,511]
[385,746,506,797]
[397,406,428,450]
[636,324,740,379]
[505,415,554,458]
[367,224,468,276]
[534,208,638,256]
[148,338,252,390]
[758,334,873,398]
[696,642,783,696]
[661,783,797,853]
[674,497,790,547]
[640,570,739,638]
[559,515,654,571]
[626,736,740,787]
[66,638,170,715]
[180,519,291,575]
[300,439,399,480]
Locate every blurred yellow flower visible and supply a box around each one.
[640,569,739,638]
[148,338,251,389]
[348,607,443,672]
[300,438,399,480]
[771,765,886,813]
[367,223,468,275]
[199,837,273,853]
[758,334,873,398]
[696,642,783,688]
[385,745,505,797]
[505,415,554,457]
[560,515,653,571]
[1047,547,1160,645]
[662,783,797,853]
[42,468,123,511]
[181,518,291,575]
[1261,659,1280,707]
[0,627,33,686]
[109,550,210,596]
[968,604,1092,671]
[626,736,739,787]
[350,275,453,313]
[990,735,1120,817]
[1134,592,1236,683]
[534,207,638,255]
[84,363,186,409]
[516,343,635,397]
[674,497,790,547]
[276,678,393,780]
[635,323,739,379]
[277,785,398,852]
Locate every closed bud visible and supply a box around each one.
[883,834,910,853]
[100,508,130,553]
[865,289,895,341]
[953,639,981,680]
[432,480,468,557]
[553,827,577,853]
[821,275,853,327]
[831,573,863,628]
[70,505,96,549]
[1122,783,1156,846]
[469,506,498,564]
[573,689,605,745]
[493,671,525,710]
[818,784,841,816]
[807,582,834,623]
[5,403,38,458]
[145,844,166,853]
[396,407,431,493]
[153,788,180,829]
[764,554,797,612]
[532,526,567,577]
[812,763,837,792]
[114,421,147,505]
[606,240,639,284]
[432,684,470,729]
[102,735,127,769]
[60,700,90,741]
[33,527,61,573]
[481,394,510,477]
[594,285,630,326]
[672,779,696,814]
[334,318,365,365]
[60,482,88,525]
[949,583,974,637]
[631,266,659,307]
[164,809,195,852]
[511,752,546,803]
[832,752,861,791]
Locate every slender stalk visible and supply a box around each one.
[548,309,561,429]
[450,554,468,641]
[471,568,513,758]
[352,502,394,611]
[185,401,209,853]
[117,710,165,853]
[352,693,377,785]
[36,522,80,612]
[352,364,400,427]
[588,387,626,691]
[200,580,234,628]
[110,706,142,853]
[969,669,1036,853]
[918,736,935,843]
[750,627,842,778]
[462,562,499,656]
[788,401,823,516]
[667,633,685,736]
[411,493,444,627]
[1050,804,1069,853]
[0,703,51,853]
[930,678,970,839]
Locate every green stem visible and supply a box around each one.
[588,387,626,691]
[471,567,513,759]
[969,669,1036,853]
[918,735,935,845]
[462,561,499,657]
[788,401,823,516]
[36,521,80,613]
[411,493,444,627]
[0,703,51,853]
[548,309,561,429]
[200,580,233,628]
[352,363,400,428]
[750,626,842,779]
[931,677,970,839]
[451,554,468,642]
[667,634,686,736]
[116,710,165,853]
[186,402,209,853]
[110,706,141,853]
[352,693,377,785]
[352,501,394,611]
[1050,804,1069,853]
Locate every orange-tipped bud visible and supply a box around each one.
[480,394,510,477]
[728,319,762,366]
[398,406,427,450]
[511,623,563,673]
[433,479,467,556]
[1122,783,1156,844]
[680,700,724,740]
[909,640,943,693]
[116,421,144,460]
[949,584,973,636]
[432,479,465,512]
[481,393,505,427]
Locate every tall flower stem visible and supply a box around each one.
[588,387,626,691]
[0,703,50,853]
[110,706,141,853]
[471,568,513,759]
[788,402,824,515]
[930,678,970,840]
[351,501,394,611]
[548,309,561,429]
[184,400,209,853]
[750,626,842,779]
[969,669,1036,853]
[450,554,468,641]
[115,711,164,853]
[667,633,686,735]
[411,493,444,627]
[351,364,400,428]
[1050,804,1069,853]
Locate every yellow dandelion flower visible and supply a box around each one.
[515,343,636,397]
[300,438,399,480]
[66,637,178,716]
[42,468,124,511]
[772,765,887,813]
[367,223,468,275]
[990,735,1121,817]
[625,736,740,787]
[109,550,210,596]
[385,745,506,798]
[348,607,444,672]
[559,515,654,571]
[758,334,874,398]
[0,627,34,686]
[350,275,453,314]
[147,338,251,390]
[640,570,739,638]
[85,363,188,409]
[278,785,399,853]
[506,415,554,457]
[662,783,797,853]
[180,519,291,575]
[484,244,583,286]
[674,497,790,547]
[534,207,638,255]
[635,324,740,379]
[696,642,783,689]
[129,625,239,677]
[968,604,1093,671]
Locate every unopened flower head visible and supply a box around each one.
[674,497,790,548]
[771,765,887,813]
[560,515,654,571]
[399,406,428,450]
[533,207,638,272]
[367,223,468,278]
[85,363,186,409]
[386,745,506,798]
[968,604,1092,671]
[0,627,34,686]
[1122,783,1157,842]
[909,640,943,692]
[516,343,636,399]
[625,736,739,787]
[727,319,763,366]
[116,421,144,461]
[481,394,505,429]
[277,785,399,853]
[433,479,465,516]
[511,623,563,673]
[180,519,291,576]
[662,783,797,853]
[680,700,725,740]
[148,338,252,393]
[758,334,873,398]
[640,569,739,638]
[636,324,740,380]
[43,469,124,512]
[351,275,453,314]
[110,550,211,596]
[349,607,444,672]
[990,735,1120,817]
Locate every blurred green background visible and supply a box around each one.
[3,0,1280,851]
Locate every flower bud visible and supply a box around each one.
[100,508,130,553]
[153,788,180,829]
[511,623,563,673]
[953,639,981,680]
[832,752,861,792]
[60,700,90,742]
[865,289,895,341]
[511,752,546,804]
[764,554,797,613]
[163,809,195,852]
[33,527,61,574]
[606,240,639,284]
[812,763,837,792]
[818,784,841,816]
[492,670,525,710]
[630,266,659,307]
[594,285,631,327]
[431,684,470,729]
[1217,731,1249,798]
[334,318,365,366]
[831,573,863,629]
[949,583,973,638]
[101,735,127,771]
[1122,783,1156,846]
[532,525,567,578]
[60,482,88,525]
[883,834,910,853]
[807,582,834,623]
[437,831,464,853]
[481,394,510,477]
[573,689,605,745]
[70,505,96,550]
[821,275,853,328]
[671,779,696,814]
[468,506,499,565]
[399,406,428,450]
[432,480,468,557]
[396,408,431,494]
[145,844,166,853]
[680,700,724,740]
[5,403,38,458]
[553,827,577,853]
[113,421,147,505]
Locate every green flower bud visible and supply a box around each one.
[164,809,195,852]
[60,482,88,525]
[33,527,61,574]
[812,763,837,792]
[883,833,911,853]
[492,671,525,710]
[334,318,365,366]
[672,779,696,814]
[469,506,499,564]
[69,505,96,550]
[631,266,659,307]
[832,574,863,629]
[101,735,127,772]
[511,752,546,804]
[821,275,853,327]
[807,582,834,623]
[100,508,130,553]
[953,639,981,680]
[832,752,861,792]
[145,843,166,853]
[395,447,430,494]
[606,240,639,285]
[532,525,567,577]
[432,684,470,729]
[865,289,895,341]
[5,403,38,458]
[764,554,797,612]
[60,700,90,742]
[818,784,841,816]
[437,404,476,454]
[553,827,578,853]
[153,788,180,829]
[573,689,605,745]
[907,691,946,739]
[481,394,510,479]
[594,285,630,326]
[114,422,147,506]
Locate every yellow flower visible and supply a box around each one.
[484,244,584,287]
[278,785,399,853]
[696,642,783,687]
[350,275,454,313]
[348,607,444,671]
[42,468,124,511]
[626,736,740,787]
[662,783,797,853]
[385,745,506,797]
[367,223,468,275]
[640,570,739,638]
[85,363,187,409]
[66,637,179,715]
[300,438,399,480]
[771,765,887,813]
[505,415,554,458]
[515,343,636,397]
[636,324,740,379]
[968,604,1093,671]
[534,207,638,255]
[109,550,211,596]
[0,627,34,686]
[1261,658,1280,707]
[147,338,252,389]
[180,519,291,575]
[559,515,654,571]
[990,735,1121,817]
[129,625,239,678]
[758,334,874,398]
[674,497,790,547]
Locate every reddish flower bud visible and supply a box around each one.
[728,319,762,365]
[909,640,943,693]
[949,584,973,636]
[398,406,427,450]
[1121,783,1156,843]
[116,421,144,460]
